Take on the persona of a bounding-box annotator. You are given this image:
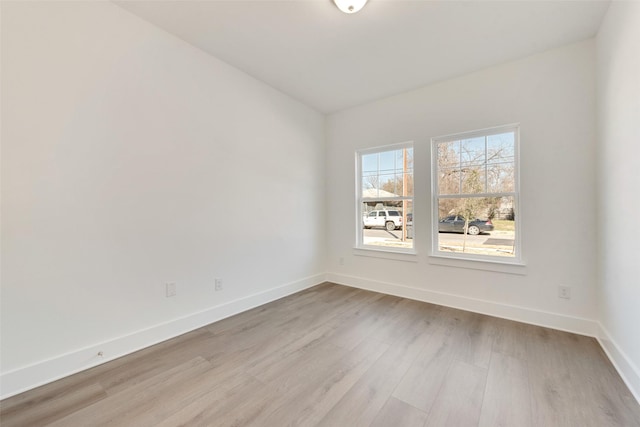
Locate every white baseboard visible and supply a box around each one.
[0,274,326,400]
[327,273,598,336]
[596,323,640,404]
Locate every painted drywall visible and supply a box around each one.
[1,1,325,396]
[596,0,640,400]
[326,41,598,333]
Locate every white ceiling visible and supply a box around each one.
[114,0,610,114]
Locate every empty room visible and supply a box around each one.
[1,0,639,425]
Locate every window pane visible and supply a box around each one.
[439,167,460,195]
[487,162,514,193]
[378,150,396,174]
[437,141,460,169]
[461,166,486,194]
[401,148,414,197]
[437,141,462,195]
[486,132,515,193]
[487,133,515,164]
[362,201,413,250]
[362,147,413,198]
[437,196,515,257]
[362,153,378,173]
[460,137,485,168]
[438,134,515,196]
[378,170,398,196]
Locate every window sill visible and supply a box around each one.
[428,253,527,275]
[353,247,418,263]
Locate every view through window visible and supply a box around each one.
[358,144,414,251]
[432,126,519,260]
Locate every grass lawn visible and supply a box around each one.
[492,219,515,232]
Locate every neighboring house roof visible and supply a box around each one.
[362,188,398,198]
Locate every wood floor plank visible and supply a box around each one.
[393,324,461,413]
[478,352,532,427]
[212,337,388,427]
[0,382,107,427]
[324,294,406,350]
[368,298,441,346]
[450,311,499,370]
[317,312,434,427]
[370,397,429,427]
[154,373,265,427]
[424,360,487,427]
[579,339,640,426]
[254,338,390,426]
[47,357,212,427]
[2,282,639,427]
[491,316,534,360]
[522,326,640,427]
[0,328,214,418]
[167,345,350,426]
[205,282,350,337]
[154,374,267,427]
[253,341,348,391]
[101,330,221,395]
[526,327,596,427]
[245,324,343,380]
[115,363,258,426]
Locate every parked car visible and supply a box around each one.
[438,215,493,235]
[363,209,403,231]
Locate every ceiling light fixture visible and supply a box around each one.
[333,0,368,14]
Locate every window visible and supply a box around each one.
[431,125,520,262]
[357,143,414,252]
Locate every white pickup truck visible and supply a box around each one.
[363,209,403,231]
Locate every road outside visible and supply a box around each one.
[363,221,516,256]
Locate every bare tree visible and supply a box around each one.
[363,174,379,191]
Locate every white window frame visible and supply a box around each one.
[430,124,522,264]
[356,142,415,254]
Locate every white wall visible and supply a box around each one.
[326,41,598,333]
[0,1,325,397]
[596,0,640,400]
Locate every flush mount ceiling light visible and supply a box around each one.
[333,0,368,14]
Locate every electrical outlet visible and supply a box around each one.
[558,285,571,300]
[339,257,344,266]
[215,278,223,292]
[166,282,176,298]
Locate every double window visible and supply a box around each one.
[355,125,520,264]
[356,143,414,252]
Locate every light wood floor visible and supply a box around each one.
[2,282,639,426]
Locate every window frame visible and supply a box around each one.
[356,141,415,254]
[430,124,522,264]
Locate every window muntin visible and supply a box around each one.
[432,126,519,261]
[357,143,414,252]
